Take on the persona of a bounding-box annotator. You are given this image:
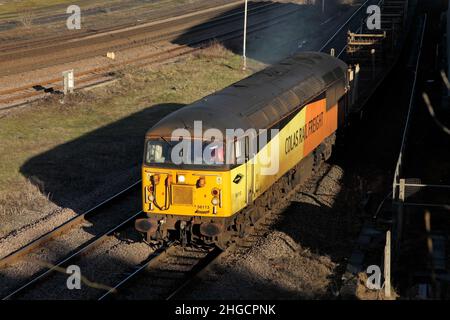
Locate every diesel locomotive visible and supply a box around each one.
[135,52,351,248]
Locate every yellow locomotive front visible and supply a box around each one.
[142,168,228,216]
[135,137,237,246]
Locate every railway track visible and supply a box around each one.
[0,181,143,300]
[0,154,327,300]
[98,243,222,300]
[0,1,288,110]
[0,0,244,53]
[0,0,379,111]
[0,1,277,74]
[1,215,220,300]
[96,165,329,301]
[0,181,141,269]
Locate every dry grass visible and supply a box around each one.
[0,179,58,236]
[194,40,230,60]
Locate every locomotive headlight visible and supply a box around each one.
[177,175,186,183]
[211,197,219,206]
[211,188,222,207]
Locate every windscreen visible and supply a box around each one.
[145,139,226,166]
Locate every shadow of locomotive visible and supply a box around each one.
[19,103,185,213]
[171,0,351,65]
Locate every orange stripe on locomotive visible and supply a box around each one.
[303,99,338,156]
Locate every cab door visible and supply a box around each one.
[245,136,255,205]
[230,137,255,213]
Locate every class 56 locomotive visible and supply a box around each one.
[136,51,354,248]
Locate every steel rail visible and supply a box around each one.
[0,180,141,268]
[164,247,224,301]
[2,210,144,300]
[97,241,175,300]
[97,244,222,301]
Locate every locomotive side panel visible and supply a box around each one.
[252,96,338,201]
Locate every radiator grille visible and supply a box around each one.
[172,185,193,205]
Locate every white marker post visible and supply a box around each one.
[242,0,248,70]
[62,70,75,94]
[371,48,376,79]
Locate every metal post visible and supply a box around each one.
[384,230,392,298]
[242,0,248,70]
[322,0,325,14]
[62,69,74,95]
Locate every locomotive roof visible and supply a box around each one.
[146,51,348,139]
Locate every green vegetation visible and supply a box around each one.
[0,45,258,236]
